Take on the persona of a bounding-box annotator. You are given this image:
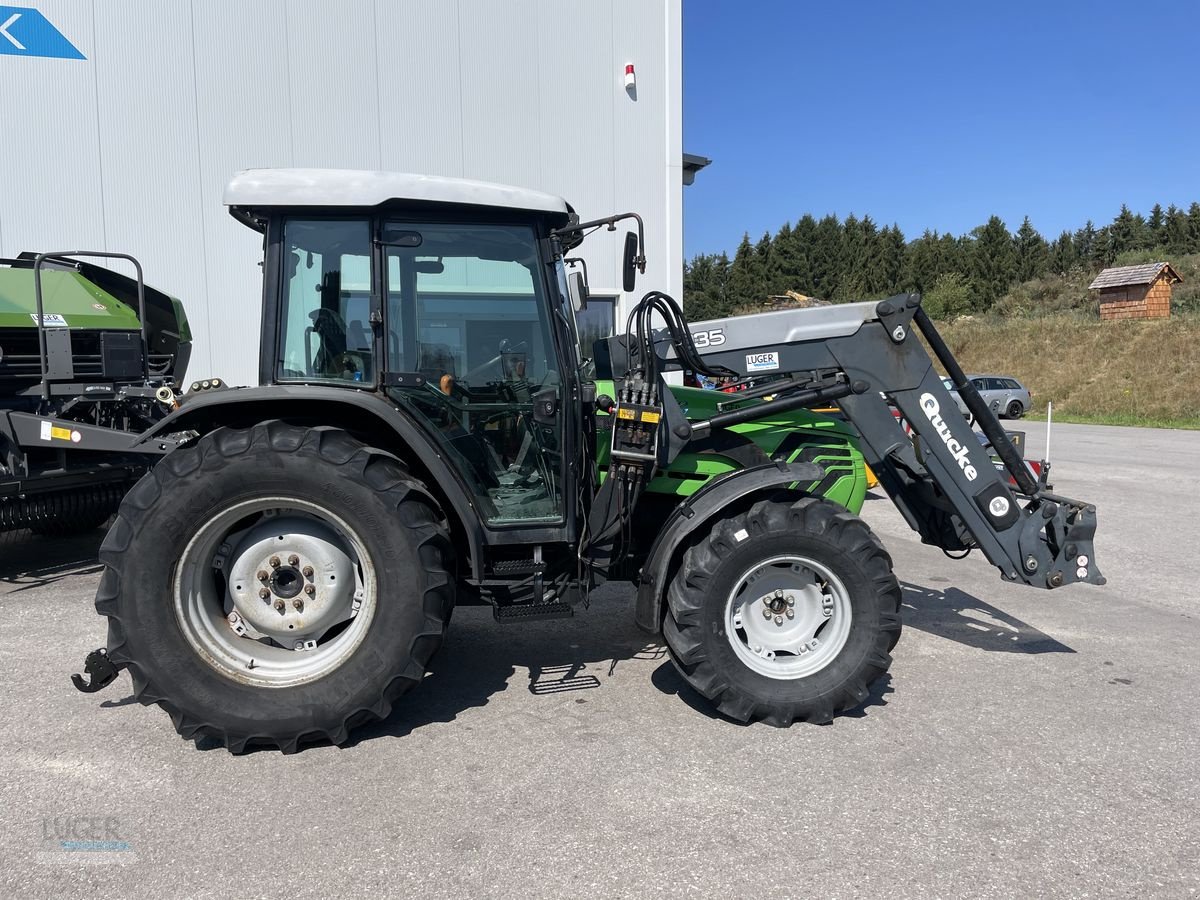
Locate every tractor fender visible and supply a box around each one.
[634,460,823,634]
[134,384,485,578]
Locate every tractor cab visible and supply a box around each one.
[226,169,590,527]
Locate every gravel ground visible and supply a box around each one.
[1,420,1196,899]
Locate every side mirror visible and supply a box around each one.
[567,270,589,312]
[622,231,639,293]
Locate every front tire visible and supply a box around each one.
[663,497,901,725]
[95,421,454,752]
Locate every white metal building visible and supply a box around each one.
[0,0,695,386]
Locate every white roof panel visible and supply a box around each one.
[223,168,571,217]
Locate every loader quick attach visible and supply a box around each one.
[72,169,1103,752]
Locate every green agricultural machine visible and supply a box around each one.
[0,252,191,534]
[72,170,1104,751]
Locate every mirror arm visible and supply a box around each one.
[552,212,646,273]
[564,257,590,282]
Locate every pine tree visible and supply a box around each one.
[725,233,760,309]
[753,231,773,298]
[858,216,888,296]
[1148,203,1166,246]
[969,216,1016,310]
[878,225,907,295]
[1187,202,1200,254]
[683,253,731,320]
[788,214,817,295]
[1165,205,1188,254]
[810,214,843,301]
[1091,225,1115,268]
[1073,220,1097,264]
[1049,230,1077,275]
[839,214,867,301]
[902,230,939,293]
[765,222,792,294]
[1108,204,1137,257]
[1014,216,1050,281]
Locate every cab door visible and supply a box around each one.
[379,220,565,526]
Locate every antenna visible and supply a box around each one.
[1045,401,1053,464]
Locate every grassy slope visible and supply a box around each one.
[938,314,1200,429]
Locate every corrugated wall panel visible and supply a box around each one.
[285,0,382,170]
[374,0,465,177]
[91,0,209,374]
[0,1,105,257]
[191,0,294,383]
[457,0,542,189]
[533,0,618,292]
[0,1,681,387]
[608,0,679,311]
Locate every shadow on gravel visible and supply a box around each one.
[341,603,665,749]
[901,581,1074,654]
[0,527,107,590]
[192,600,665,752]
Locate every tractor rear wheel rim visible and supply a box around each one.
[174,496,377,688]
[725,554,852,679]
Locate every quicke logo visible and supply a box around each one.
[918,392,977,481]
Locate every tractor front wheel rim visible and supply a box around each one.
[725,554,852,679]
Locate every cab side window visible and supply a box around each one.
[278,219,373,383]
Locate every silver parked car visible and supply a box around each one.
[940,376,974,424]
[968,374,1032,419]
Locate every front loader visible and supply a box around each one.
[73,169,1103,751]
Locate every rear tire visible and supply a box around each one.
[1006,400,1024,419]
[95,421,454,753]
[663,497,901,725]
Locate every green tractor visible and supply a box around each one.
[0,252,191,534]
[73,170,1103,751]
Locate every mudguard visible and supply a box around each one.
[633,460,823,634]
[134,384,486,578]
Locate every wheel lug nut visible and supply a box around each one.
[269,556,281,568]
[786,595,795,605]
[258,588,270,600]
[774,615,783,625]
[257,570,269,582]
[292,599,304,611]
[274,600,285,612]
[302,565,314,578]
[762,607,772,619]
[786,609,794,619]
[304,584,316,596]
[288,554,300,566]
[774,589,783,598]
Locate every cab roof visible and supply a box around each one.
[224,168,574,227]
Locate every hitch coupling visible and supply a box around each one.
[71,647,121,693]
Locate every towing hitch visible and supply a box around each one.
[71,647,120,693]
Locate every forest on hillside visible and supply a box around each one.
[683,202,1200,320]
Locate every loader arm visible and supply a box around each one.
[648,293,1104,591]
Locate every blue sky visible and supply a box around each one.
[682,0,1200,258]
